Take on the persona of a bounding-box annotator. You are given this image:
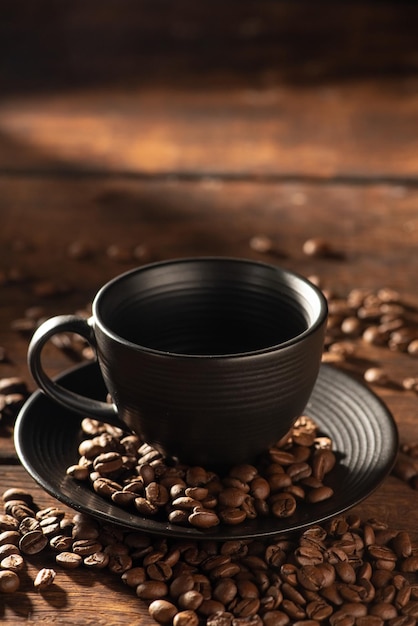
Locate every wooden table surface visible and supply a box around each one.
[1,2,418,624]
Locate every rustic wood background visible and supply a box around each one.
[1,2,418,623]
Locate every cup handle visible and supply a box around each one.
[28,315,119,423]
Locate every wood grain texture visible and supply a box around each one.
[1,2,418,623]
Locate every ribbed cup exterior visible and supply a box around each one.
[94,258,328,467]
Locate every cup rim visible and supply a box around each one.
[92,256,328,359]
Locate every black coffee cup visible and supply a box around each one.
[28,257,328,467]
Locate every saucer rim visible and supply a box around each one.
[14,361,398,540]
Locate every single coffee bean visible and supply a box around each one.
[19,530,48,555]
[0,569,20,593]
[197,599,226,616]
[145,482,170,507]
[6,500,36,522]
[66,464,90,480]
[0,377,28,396]
[72,539,103,557]
[307,485,334,503]
[93,477,122,498]
[364,367,390,386]
[134,497,159,516]
[213,578,238,605]
[0,530,21,546]
[218,488,247,508]
[392,459,418,482]
[55,552,82,569]
[148,599,178,624]
[173,610,200,626]
[0,543,20,559]
[312,449,336,481]
[0,553,24,572]
[303,237,332,258]
[83,552,110,569]
[147,561,173,582]
[178,590,204,611]
[188,510,220,528]
[218,508,247,526]
[136,580,169,600]
[34,568,56,591]
[305,598,334,621]
[270,493,297,518]
[2,488,34,505]
[37,506,66,522]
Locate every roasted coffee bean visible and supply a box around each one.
[0,377,28,396]
[173,610,199,626]
[335,561,356,584]
[72,539,103,557]
[93,451,124,474]
[262,611,290,626]
[312,449,336,481]
[210,561,241,580]
[392,459,418,482]
[307,485,334,503]
[83,552,110,569]
[219,488,247,508]
[213,578,238,604]
[1,553,24,572]
[55,552,82,569]
[136,580,169,600]
[4,482,418,625]
[134,497,159,516]
[148,599,178,624]
[0,543,20,560]
[34,568,56,590]
[364,367,390,386]
[303,237,333,258]
[189,510,220,528]
[67,412,339,528]
[5,500,36,521]
[219,508,247,526]
[178,590,204,611]
[2,488,34,505]
[0,569,20,592]
[19,530,48,555]
[270,493,297,518]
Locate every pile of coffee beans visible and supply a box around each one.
[66,415,336,530]
[2,487,418,625]
[319,283,418,363]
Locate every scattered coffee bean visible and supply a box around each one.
[303,237,334,258]
[0,569,20,592]
[33,567,56,590]
[67,240,95,260]
[364,367,390,387]
[0,377,31,424]
[3,486,417,623]
[106,244,135,263]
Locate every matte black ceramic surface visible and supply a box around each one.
[28,258,328,468]
[15,361,398,541]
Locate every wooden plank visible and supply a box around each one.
[1,80,417,179]
[1,2,417,90]
[0,3,417,179]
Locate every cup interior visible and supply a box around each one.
[95,259,326,356]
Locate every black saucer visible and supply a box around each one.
[14,362,398,540]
